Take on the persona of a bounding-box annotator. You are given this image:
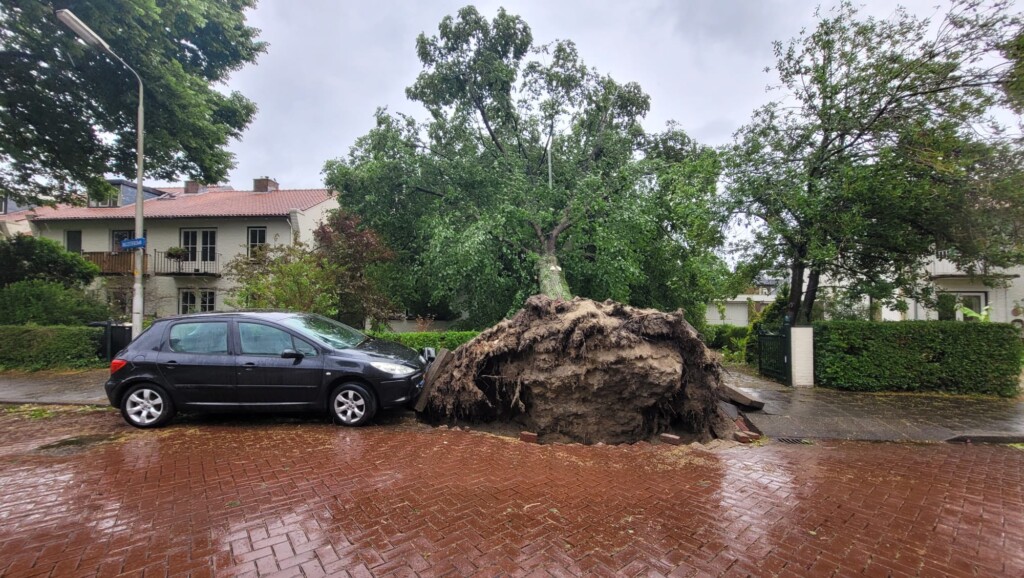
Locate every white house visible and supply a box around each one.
[894,254,1024,329]
[708,257,1024,331]
[705,277,782,326]
[22,178,338,318]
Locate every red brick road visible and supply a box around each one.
[0,407,1022,577]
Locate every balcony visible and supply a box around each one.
[153,250,222,276]
[81,252,149,275]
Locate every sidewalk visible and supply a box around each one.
[3,366,1024,443]
[724,364,1024,442]
[0,368,108,405]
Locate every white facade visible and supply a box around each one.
[27,186,338,319]
[900,258,1024,327]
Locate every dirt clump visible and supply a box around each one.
[420,295,732,444]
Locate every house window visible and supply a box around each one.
[66,230,82,253]
[960,294,985,322]
[247,227,267,257]
[88,194,118,208]
[181,229,217,262]
[111,230,134,253]
[180,290,216,314]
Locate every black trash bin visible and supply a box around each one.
[89,320,134,361]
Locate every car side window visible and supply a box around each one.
[168,322,228,354]
[239,322,317,357]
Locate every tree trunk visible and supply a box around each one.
[798,268,820,324]
[538,251,572,300]
[787,259,805,324]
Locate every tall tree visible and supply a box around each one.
[0,0,265,205]
[724,0,1024,324]
[324,6,726,327]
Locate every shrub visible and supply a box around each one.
[815,321,1023,396]
[702,324,748,351]
[0,326,104,370]
[0,233,99,288]
[370,331,480,351]
[0,280,112,325]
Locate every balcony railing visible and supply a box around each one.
[81,251,149,275]
[153,251,222,276]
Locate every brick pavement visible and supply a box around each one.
[0,407,1022,577]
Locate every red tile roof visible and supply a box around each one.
[0,211,30,222]
[29,189,336,221]
[155,185,234,195]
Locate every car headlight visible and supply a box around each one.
[370,361,416,376]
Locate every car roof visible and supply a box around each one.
[153,310,305,323]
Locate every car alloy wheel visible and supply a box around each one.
[120,384,175,428]
[331,383,376,426]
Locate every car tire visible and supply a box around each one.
[120,384,175,429]
[330,383,376,426]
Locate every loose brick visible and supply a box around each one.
[519,431,539,443]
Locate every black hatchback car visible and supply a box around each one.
[105,311,429,428]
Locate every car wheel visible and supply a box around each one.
[121,384,175,429]
[331,383,376,426]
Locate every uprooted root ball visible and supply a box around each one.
[421,295,730,444]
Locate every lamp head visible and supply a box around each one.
[55,9,111,53]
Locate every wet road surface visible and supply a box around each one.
[0,406,1022,577]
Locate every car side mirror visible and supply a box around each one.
[281,349,303,359]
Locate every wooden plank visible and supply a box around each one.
[414,349,453,413]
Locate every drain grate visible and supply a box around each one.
[776,438,814,445]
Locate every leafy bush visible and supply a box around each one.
[370,331,479,351]
[815,321,1023,396]
[0,233,99,288]
[0,326,104,370]
[0,280,112,325]
[702,323,748,350]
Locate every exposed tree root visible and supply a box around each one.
[421,295,732,444]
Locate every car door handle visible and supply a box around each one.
[244,362,256,371]
[162,361,177,368]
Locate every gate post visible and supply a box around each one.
[789,325,815,387]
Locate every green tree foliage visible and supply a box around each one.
[0,233,100,288]
[724,0,1024,324]
[324,6,728,327]
[0,280,112,325]
[0,0,265,205]
[224,211,394,323]
[1003,27,1024,111]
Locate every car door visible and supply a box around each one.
[233,321,324,406]
[156,320,236,406]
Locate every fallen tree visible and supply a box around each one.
[420,295,732,444]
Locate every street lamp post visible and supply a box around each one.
[56,9,146,338]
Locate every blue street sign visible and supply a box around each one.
[120,237,146,250]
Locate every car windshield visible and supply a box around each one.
[281,314,366,349]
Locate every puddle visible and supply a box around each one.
[35,433,124,455]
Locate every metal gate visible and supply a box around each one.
[757,319,791,385]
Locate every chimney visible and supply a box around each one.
[253,177,279,193]
[183,180,202,195]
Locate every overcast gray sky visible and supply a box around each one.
[196,0,944,191]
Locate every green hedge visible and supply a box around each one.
[702,324,748,350]
[814,321,1023,396]
[370,331,480,351]
[0,326,104,370]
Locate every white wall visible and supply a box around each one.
[31,209,343,319]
